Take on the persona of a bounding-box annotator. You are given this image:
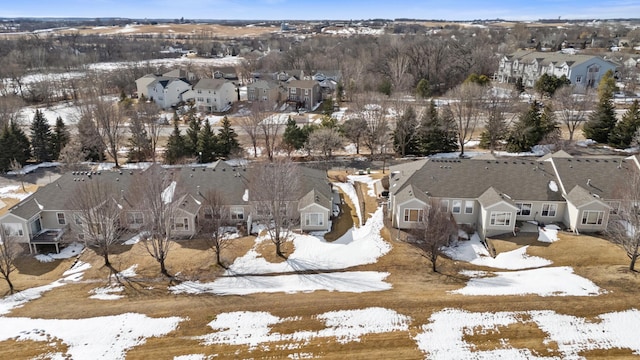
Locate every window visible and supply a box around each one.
[172,218,189,231]
[440,200,449,212]
[541,204,557,217]
[197,97,204,102]
[304,89,309,95]
[452,200,462,214]
[74,213,83,225]
[231,207,244,220]
[403,208,424,222]
[582,210,604,225]
[2,223,23,237]
[465,201,474,214]
[576,76,582,83]
[126,212,144,225]
[515,202,532,216]
[304,213,324,226]
[57,212,66,225]
[291,88,297,94]
[490,212,512,226]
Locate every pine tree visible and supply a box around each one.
[282,116,306,155]
[416,100,457,155]
[164,119,186,165]
[51,116,69,160]
[197,118,218,163]
[539,103,560,144]
[216,116,240,158]
[0,122,31,172]
[185,113,201,157]
[30,110,53,163]
[507,101,545,152]
[393,106,419,156]
[609,100,640,149]
[127,115,152,162]
[77,113,105,161]
[583,90,617,144]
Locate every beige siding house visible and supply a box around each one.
[193,79,237,113]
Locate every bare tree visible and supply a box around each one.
[72,177,124,272]
[249,159,300,258]
[238,102,267,158]
[200,190,232,268]
[307,127,344,158]
[131,101,162,163]
[341,117,368,155]
[0,229,24,294]
[133,166,182,277]
[406,200,457,273]
[607,168,640,271]
[552,86,595,142]
[259,112,285,162]
[58,138,88,172]
[446,82,486,157]
[358,100,390,158]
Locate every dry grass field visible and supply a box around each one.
[59,23,279,38]
[0,172,639,359]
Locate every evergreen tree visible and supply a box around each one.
[51,116,69,161]
[216,116,240,158]
[127,115,152,162]
[415,78,430,99]
[507,101,545,152]
[416,100,457,155]
[609,100,640,149]
[539,103,561,144]
[30,110,53,163]
[197,118,218,163]
[282,116,306,155]
[164,119,186,165]
[185,113,201,157]
[583,81,617,144]
[0,122,31,172]
[534,74,570,98]
[393,106,419,156]
[77,113,105,161]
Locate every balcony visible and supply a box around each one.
[29,225,68,254]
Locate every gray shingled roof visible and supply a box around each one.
[194,78,229,91]
[478,187,516,208]
[297,167,331,210]
[550,157,634,199]
[508,50,605,68]
[565,185,604,208]
[394,158,563,202]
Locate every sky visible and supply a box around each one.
[3,0,640,21]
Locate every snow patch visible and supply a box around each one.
[35,242,84,263]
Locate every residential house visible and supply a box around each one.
[212,67,239,81]
[286,80,322,111]
[496,50,617,88]
[0,162,334,253]
[147,77,193,109]
[274,70,306,82]
[135,69,195,108]
[193,79,237,113]
[388,153,639,239]
[246,80,285,103]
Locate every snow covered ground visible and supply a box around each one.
[35,242,84,263]
[0,185,33,200]
[415,308,640,359]
[171,206,392,295]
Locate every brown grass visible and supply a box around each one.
[0,183,639,358]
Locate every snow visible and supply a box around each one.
[90,285,124,300]
[162,181,177,204]
[0,185,33,200]
[576,139,597,147]
[117,264,138,278]
[414,308,640,359]
[548,180,559,192]
[63,261,92,276]
[7,162,60,175]
[196,307,409,350]
[443,233,552,270]
[452,266,602,296]
[538,224,561,243]
[35,242,84,263]
[122,231,149,245]
[333,182,362,225]
[242,188,249,202]
[347,174,378,197]
[171,271,391,295]
[171,207,391,295]
[18,101,84,126]
[0,313,182,360]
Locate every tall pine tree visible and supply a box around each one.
[416,100,457,155]
[127,115,152,162]
[282,116,306,155]
[393,106,419,156]
[609,100,640,149]
[216,116,240,158]
[51,116,69,161]
[77,113,105,161]
[0,122,31,172]
[185,113,201,157]
[197,118,218,163]
[30,110,53,163]
[507,101,544,152]
[164,119,186,165]
[583,70,618,143]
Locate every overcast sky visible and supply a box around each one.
[3,0,639,21]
